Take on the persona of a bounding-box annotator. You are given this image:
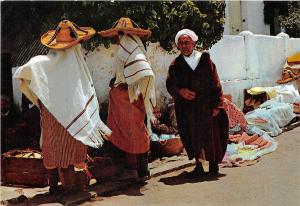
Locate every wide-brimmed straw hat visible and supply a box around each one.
[41,20,96,50]
[98,17,151,38]
[287,52,300,63]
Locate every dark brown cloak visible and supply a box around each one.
[166,52,229,163]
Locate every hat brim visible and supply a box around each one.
[41,27,95,50]
[98,28,151,38]
[287,52,300,63]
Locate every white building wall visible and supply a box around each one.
[224,0,242,35]
[12,33,300,111]
[223,0,230,35]
[241,1,270,35]
[210,32,288,107]
[245,34,285,80]
[85,45,117,104]
[210,35,246,81]
[224,0,270,35]
[286,38,300,57]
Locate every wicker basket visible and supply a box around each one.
[1,150,47,187]
[159,137,183,156]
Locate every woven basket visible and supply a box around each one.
[159,137,183,156]
[1,150,47,187]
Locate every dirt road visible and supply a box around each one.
[81,127,300,206]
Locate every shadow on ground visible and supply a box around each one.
[103,181,148,197]
[4,190,92,206]
[159,171,226,186]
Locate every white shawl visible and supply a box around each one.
[116,34,156,132]
[13,45,112,148]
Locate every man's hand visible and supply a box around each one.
[179,88,196,100]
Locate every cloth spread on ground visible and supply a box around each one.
[246,83,300,104]
[223,98,247,130]
[272,83,300,104]
[245,100,296,136]
[13,45,112,148]
[247,87,277,99]
[221,127,278,168]
[116,34,156,133]
[244,82,300,116]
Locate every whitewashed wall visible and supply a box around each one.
[223,0,230,35]
[12,32,300,111]
[224,0,270,36]
[210,32,299,107]
[241,1,270,35]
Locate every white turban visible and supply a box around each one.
[175,29,198,45]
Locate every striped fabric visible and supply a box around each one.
[117,35,154,86]
[107,85,149,154]
[40,102,87,169]
[13,45,112,148]
[115,35,156,132]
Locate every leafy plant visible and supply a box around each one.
[1,1,225,51]
[263,1,300,37]
[278,2,300,38]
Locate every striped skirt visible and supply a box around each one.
[39,102,87,169]
[107,85,149,154]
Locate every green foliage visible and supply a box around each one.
[1,1,225,52]
[278,2,300,38]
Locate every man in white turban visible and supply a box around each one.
[166,29,229,179]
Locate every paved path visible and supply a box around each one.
[81,127,300,206]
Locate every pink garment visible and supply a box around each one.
[223,98,247,129]
[220,152,260,168]
[229,132,270,149]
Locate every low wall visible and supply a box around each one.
[12,32,300,111]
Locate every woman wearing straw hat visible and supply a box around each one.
[99,17,156,179]
[166,29,229,179]
[14,20,111,194]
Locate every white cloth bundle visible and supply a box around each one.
[245,100,296,136]
[13,45,112,148]
[273,83,300,103]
